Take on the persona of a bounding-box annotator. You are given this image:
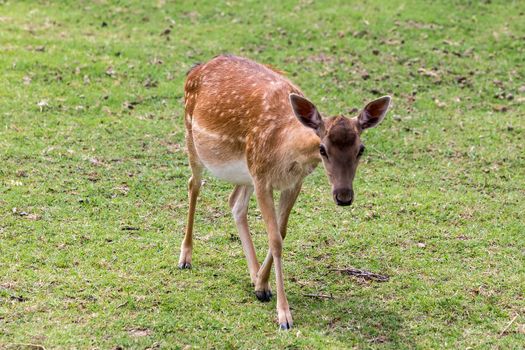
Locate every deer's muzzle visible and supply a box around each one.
[334,188,354,206]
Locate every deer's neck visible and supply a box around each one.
[264,123,322,190]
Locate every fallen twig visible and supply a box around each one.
[499,315,518,337]
[117,300,129,308]
[303,293,334,300]
[332,268,389,282]
[7,343,46,350]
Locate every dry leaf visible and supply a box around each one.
[105,67,116,76]
[27,213,41,221]
[89,158,102,166]
[128,328,152,337]
[492,105,508,112]
[434,99,446,108]
[417,68,441,82]
[143,77,158,88]
[150,57,163,65]
[37,100,49,111]
[360,70,370,80]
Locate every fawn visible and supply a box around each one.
[179,55,391,329]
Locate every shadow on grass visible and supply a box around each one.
[294,294,413,348]
[161,268,413,347]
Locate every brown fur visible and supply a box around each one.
[184,55,315,189]
[327,116,357,147]
[178,55,391,329]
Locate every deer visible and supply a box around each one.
[179,55,391,330]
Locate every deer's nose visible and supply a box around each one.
[334,189,354,206]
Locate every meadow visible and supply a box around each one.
[1,0,524,348]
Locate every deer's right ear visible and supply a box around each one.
[289,93,323,132]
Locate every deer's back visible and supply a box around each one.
[185,55,303,136]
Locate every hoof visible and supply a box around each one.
[255,290,272,302]
[279,322,293,330]
[178,262,192,269]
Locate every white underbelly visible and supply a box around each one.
[203,159,253,185]
[191,118,253,185]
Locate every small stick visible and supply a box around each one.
[8,344,46,350]
[331,268,389,282]
[303,293,334,300]
[499,315,518,337]
[117,300,129,308]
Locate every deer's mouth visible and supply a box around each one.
[334,195,353,206]
[335,198,353,206]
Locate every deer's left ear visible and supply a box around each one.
[289,93,324,133]
[358,96,391,130]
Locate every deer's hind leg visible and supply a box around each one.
[229,185,260,284]
[178,127,204,269]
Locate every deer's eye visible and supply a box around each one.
[358,144,365,157]
[320,144,328,157]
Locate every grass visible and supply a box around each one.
[1,0,524,348]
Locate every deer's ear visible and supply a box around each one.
[358,96,391,130]
[289,93,323,132]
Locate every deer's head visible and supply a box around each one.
[290,94,391,206]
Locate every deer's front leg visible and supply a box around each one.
[254,181,293,330]
[255,183,302,303]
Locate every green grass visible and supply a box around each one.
[1,0,524,348]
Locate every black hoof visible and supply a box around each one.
[255,290,272,302]
[279,322,293,330]
[178,262,192,269]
